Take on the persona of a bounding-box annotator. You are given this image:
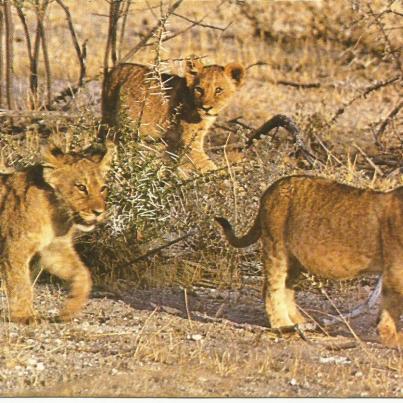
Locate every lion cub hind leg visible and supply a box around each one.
[284,264,305,325]
[377,272,403,348]
[40,240,92,322]
[262,240,296,328]
[3,251,37,323]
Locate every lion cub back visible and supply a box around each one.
[102,63,188,139]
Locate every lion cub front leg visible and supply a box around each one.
[180,130,217,177]
[3,250,37,323]
[40,239,92,321]
[377,268,403,347]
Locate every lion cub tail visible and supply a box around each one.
[215,216,261,248]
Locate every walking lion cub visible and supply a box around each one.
[101,59,244,176]
[0,142,115,323]
[216,175,403,347]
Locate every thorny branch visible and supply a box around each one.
[367,2,402,73]
[120,0,183,64]
[330,75,401,124]
[375,100,402,145]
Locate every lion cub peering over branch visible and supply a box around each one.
[101,59,245,176]
[216,175,403,347]
[0,142,115,323]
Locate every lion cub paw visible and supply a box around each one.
[10,314,43,325]
[378,327,403,348]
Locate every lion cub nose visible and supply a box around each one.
[92,208,104,217]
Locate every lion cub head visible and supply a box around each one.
[42,141,116,232]
[185,59,245,118]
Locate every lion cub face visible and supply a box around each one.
[185,60,245,118]
[42,142,115,232]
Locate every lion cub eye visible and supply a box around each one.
[76,183,88,194]
[194,86,204,96]
[215,87,223,95]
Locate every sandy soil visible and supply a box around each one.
[0,279,401,398]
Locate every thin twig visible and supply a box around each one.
[120,0,183,63]
[367,3,402,72]
[322,276,382,326]
[172,12,229,31]
[55,0,87,87]
[330,75,401,124]
[353,143,384,176]
[114,230,195,271]
[375,100,403,143]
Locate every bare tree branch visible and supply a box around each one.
[330,75,401,124]
[117,0,131,60]
[38,0,52,107]
[55,0,87,87]
[172,12,229,31]
[4,0,14,109]
[375,100,403,144]
[110,0,122,67]
[367,3,402,73]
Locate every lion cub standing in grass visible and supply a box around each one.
[216,175,403,347]
[101,59,245,176]
[0,142,115,323]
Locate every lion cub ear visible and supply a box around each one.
[41,144,66,169]
[224,63,245,87]
[185,58,204,85]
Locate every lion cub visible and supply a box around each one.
[216,175,403,347]
[0,142,115,323]
[101,59,245,176]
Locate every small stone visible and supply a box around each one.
[27,358,37,366]
[36,362,45,371]
[319,356,351,365]
[187,334,203,341]
[289,378,297,386]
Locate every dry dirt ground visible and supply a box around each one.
[0,0,401,398]
[0,278,402,397]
